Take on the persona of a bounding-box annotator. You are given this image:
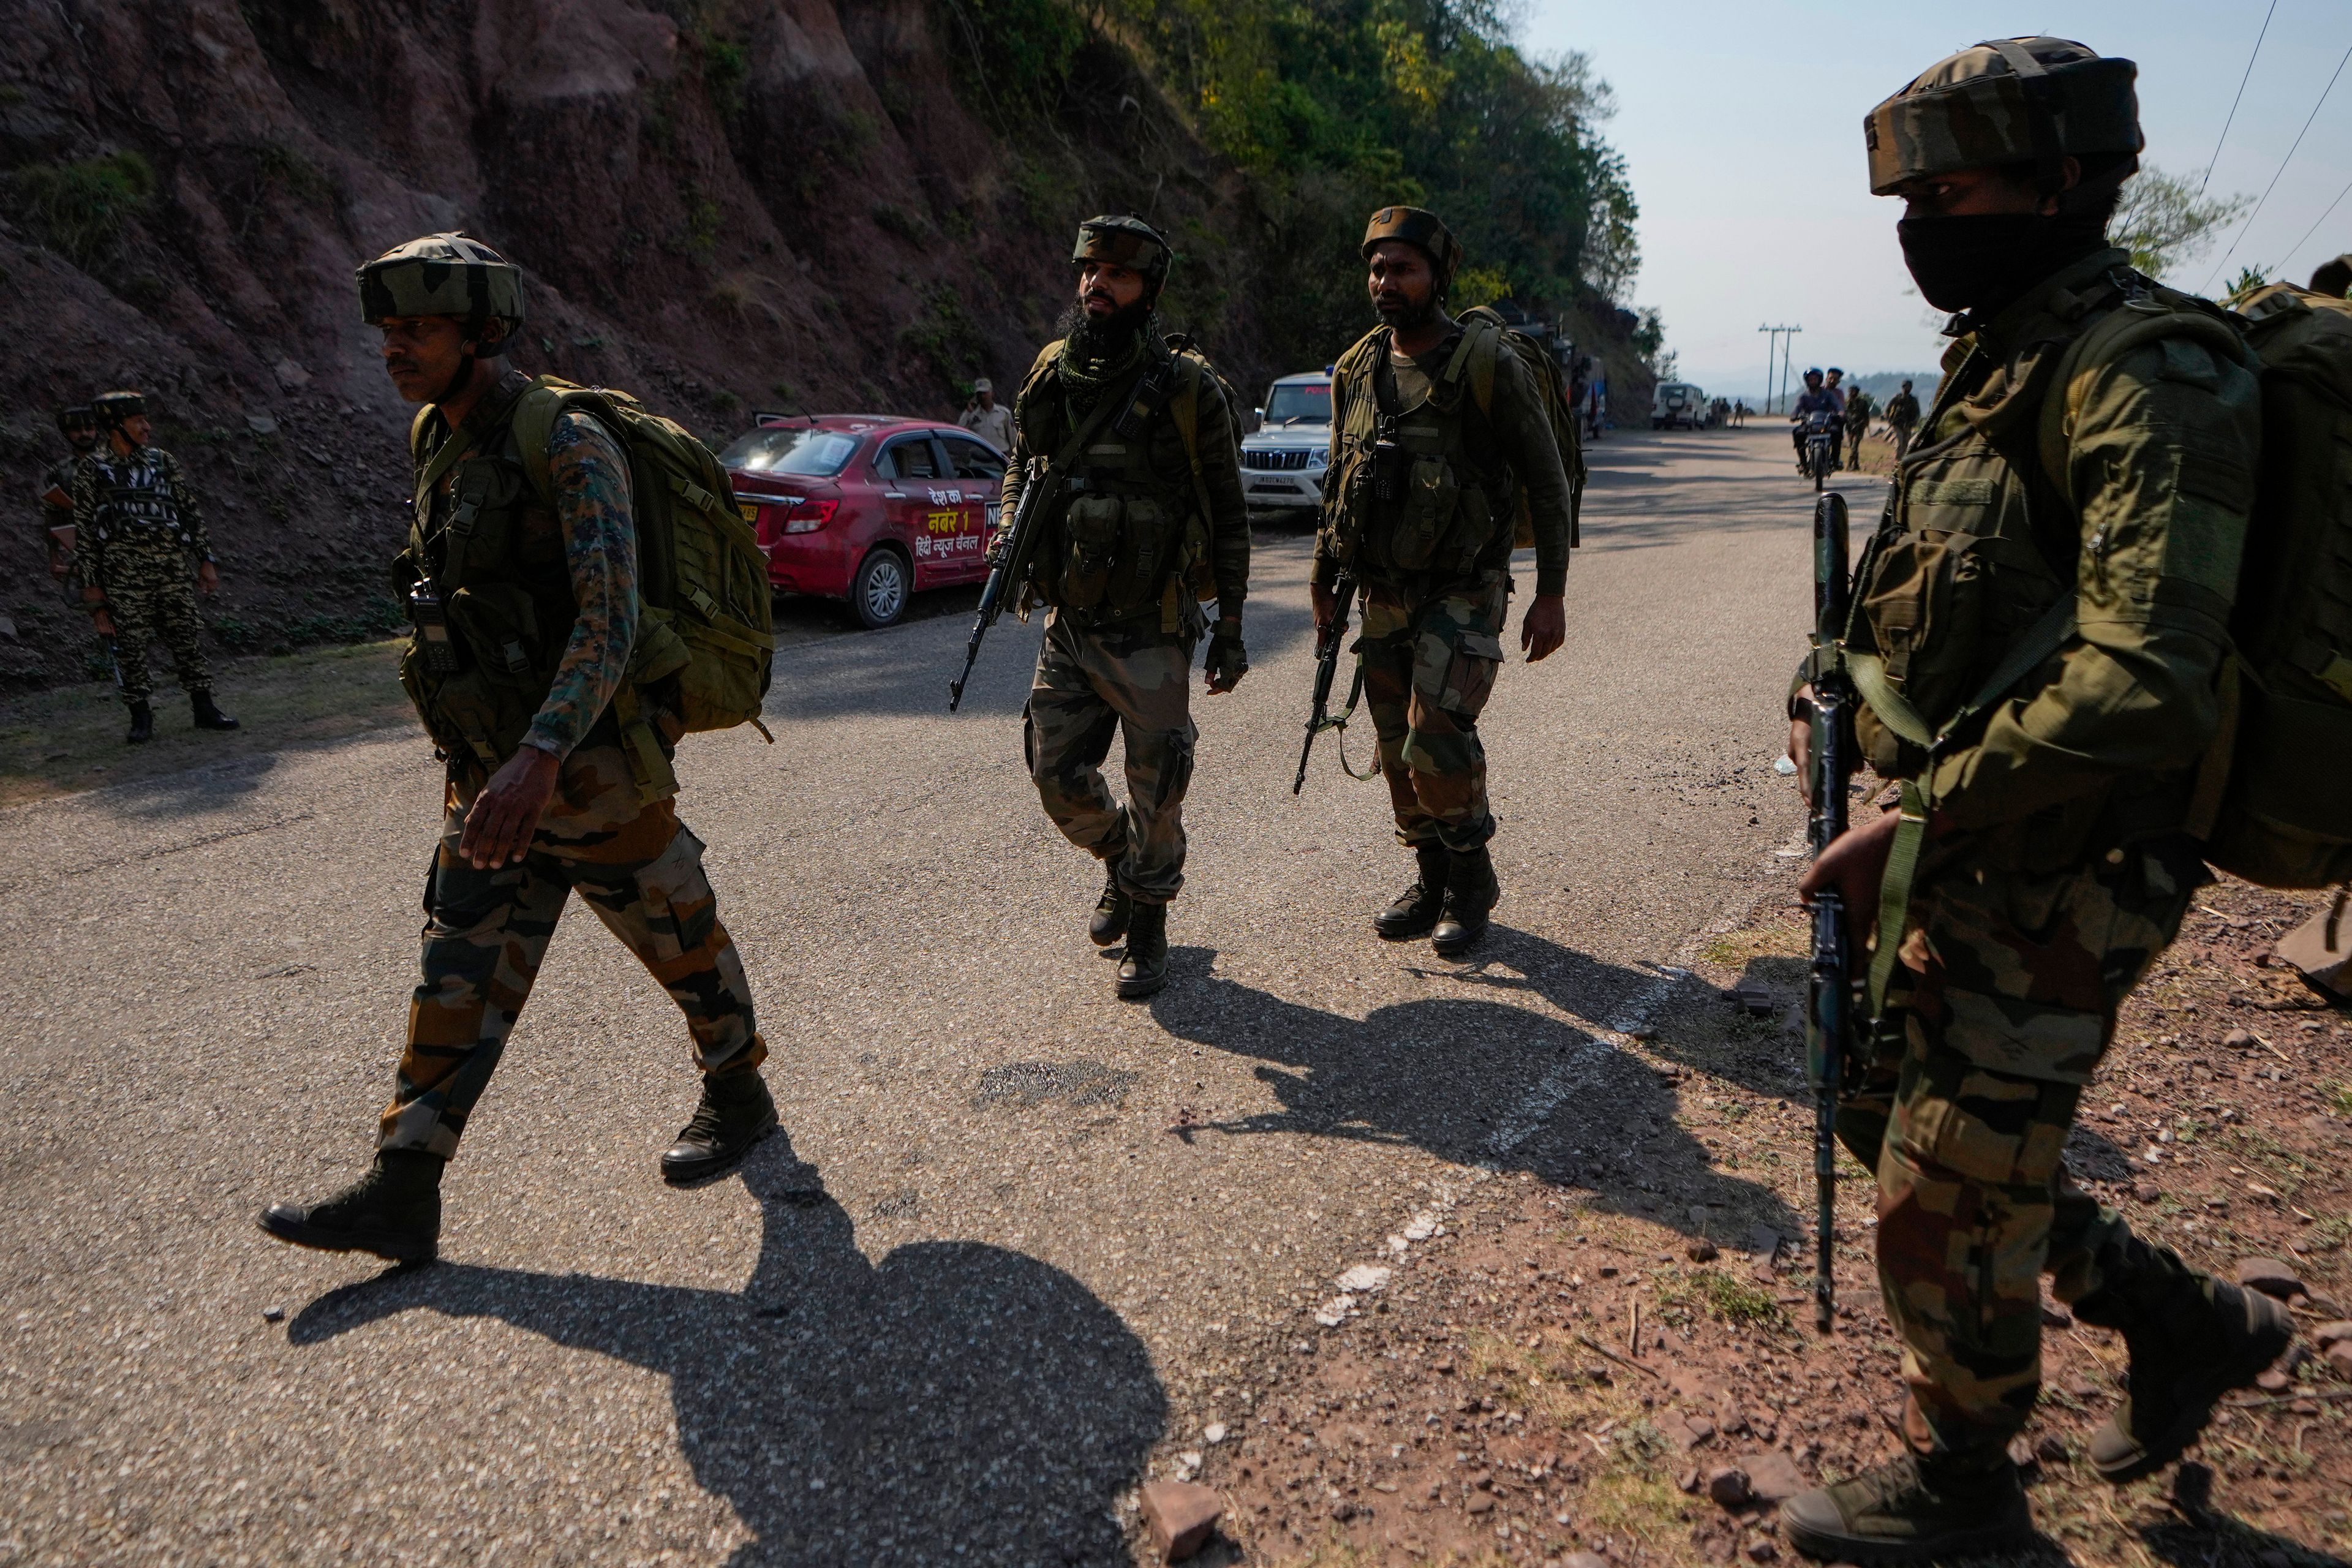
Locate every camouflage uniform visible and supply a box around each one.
[1000,330,1251,907]
[37,450,118,685]
[380,377,767,1156]
[1839,246,2263,1464]
[72,444,213,706]
[1883,386,1921,460]
[1319,322,1575,852]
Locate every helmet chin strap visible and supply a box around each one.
[435,345,480,408]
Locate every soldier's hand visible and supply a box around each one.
[1788,686,1815,805]
[1310,578,1335,635]
[47,554,69,579]
[196,561,220,595]
[1798,806,1903,937]
[1204,619,1247,695]
[459,745,562,869]
[1520,592,1566,663]
[89,608,115,636]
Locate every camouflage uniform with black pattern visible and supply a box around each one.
[72,444,213,706]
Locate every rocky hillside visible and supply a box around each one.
[0,0,1649,688]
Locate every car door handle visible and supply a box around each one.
[883,491,907,499]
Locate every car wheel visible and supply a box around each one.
[850,548,908,629]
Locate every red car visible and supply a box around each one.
[717,413,1008,628]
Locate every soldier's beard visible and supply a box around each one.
[1059,296,1154,363]
[1374,290,1441,330]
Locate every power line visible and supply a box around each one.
[2203,0,2277,195]
[2275,170,2352,279]
[2204,35,2352,291]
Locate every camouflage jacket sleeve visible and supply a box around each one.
[522,410,639,760]
[71,455,102,587]
[1190,366,1251,614]
[1487,344,1572,596]
[158,450,212,562]
[996,417,1034,535]
[1926,333,2263,827]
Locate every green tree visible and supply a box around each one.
[2111,163,2250,281]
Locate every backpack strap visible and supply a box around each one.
[1166,350,1216,633]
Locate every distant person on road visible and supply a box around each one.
[990,215,1252,1001]
[958,376,1015,451]
[1315,204,1576,958]
[37,403,117,684]
[1883,377,1921,459]
[261,233,780,1265]
[1789,368,1843,471]
[1841,385,1875,469]
[74,389,238,743]
[1782,37,2283,1563]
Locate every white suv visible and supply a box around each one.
[1240,371,1332,521]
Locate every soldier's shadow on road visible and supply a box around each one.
[287,1139,1165,1566]
[1148,930,1802,1243]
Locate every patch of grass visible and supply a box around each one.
[871,201,932,244]
[0,638,413,807]
[7,151,155,267]
[1656,1265,1785,1328]
[700,32,748,121]
[2328,1080,2352,1119]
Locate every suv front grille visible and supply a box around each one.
[1242,449,1320,472]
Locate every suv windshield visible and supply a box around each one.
[717,427,860,477]
[1264,383,1332,425]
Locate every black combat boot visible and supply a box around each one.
[258,1148,445,1264]
[661,1068,780,1185]
[191,689,240,731]
[1373,843,1451,940]
[125,701,153,744]
[1430,846,1498,959]
[1089,861,1132,948]
[1782,1451,2034,1564]
[2075,1259,2291,1482]
[1117,900,1170,1000]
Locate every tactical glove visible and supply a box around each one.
[1205,619,1248,692]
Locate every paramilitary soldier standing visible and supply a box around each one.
[74,390,238,742]
[261,234,777,1263]
[1785,39,2287,1561]
[1316,206,1573,956]
[37,404,115,681]
[997,216,1251,1000]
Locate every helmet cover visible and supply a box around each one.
[1865,37,2141,196]
[92,390,146,426]
[1360,205,1460,284]
[1072,216,1173,292]
[56,404,97,433]
[356,232,526,339]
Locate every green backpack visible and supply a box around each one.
[509,379,775,751]
[2190,283,2352,886]
[1447,306,1588,549]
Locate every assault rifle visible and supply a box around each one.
[948,458,1050,713]
[1292,571,1360,793]
[1804,489,1856,1335]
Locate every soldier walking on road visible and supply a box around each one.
[36,404,116,683]
[1316,206,1575,957]
[993,216,1252,1001]
[74,391,238,742]
[1882,377,1921,461]
[261,234,779,1264]
[1783,38,2288,1562]
[1841,384,1874,469]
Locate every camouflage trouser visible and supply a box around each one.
[379,744,767,1156]
[98,544,209,707]
[1838,832,2209,1463]
[1024,609,1196,905]
[1359,575,1507,852]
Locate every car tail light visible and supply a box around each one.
[783,497,838,534]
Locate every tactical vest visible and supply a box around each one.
[1845,257,2256,846]
[84,449,199,554]
[1014,339,1214,630]
[393,380,592,772]
[1322,327,1504,584]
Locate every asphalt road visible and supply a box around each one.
[0,425,1885,1566]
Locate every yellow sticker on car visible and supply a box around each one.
[738,503,760,522]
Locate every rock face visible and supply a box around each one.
[0,0,1255,684]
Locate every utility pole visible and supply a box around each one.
[1758,324,1802,413]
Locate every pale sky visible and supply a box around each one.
[1523,2,2352,399]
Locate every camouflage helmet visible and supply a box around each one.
[356,232,525,345]
[1361,205,1459,287]
[91,390,146,428]
[1071,215,1173,293]
[1865,37,2141,197]
[55,403,97,434]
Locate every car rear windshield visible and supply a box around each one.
[717,427,860,477]
[1265,383,1332,424]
